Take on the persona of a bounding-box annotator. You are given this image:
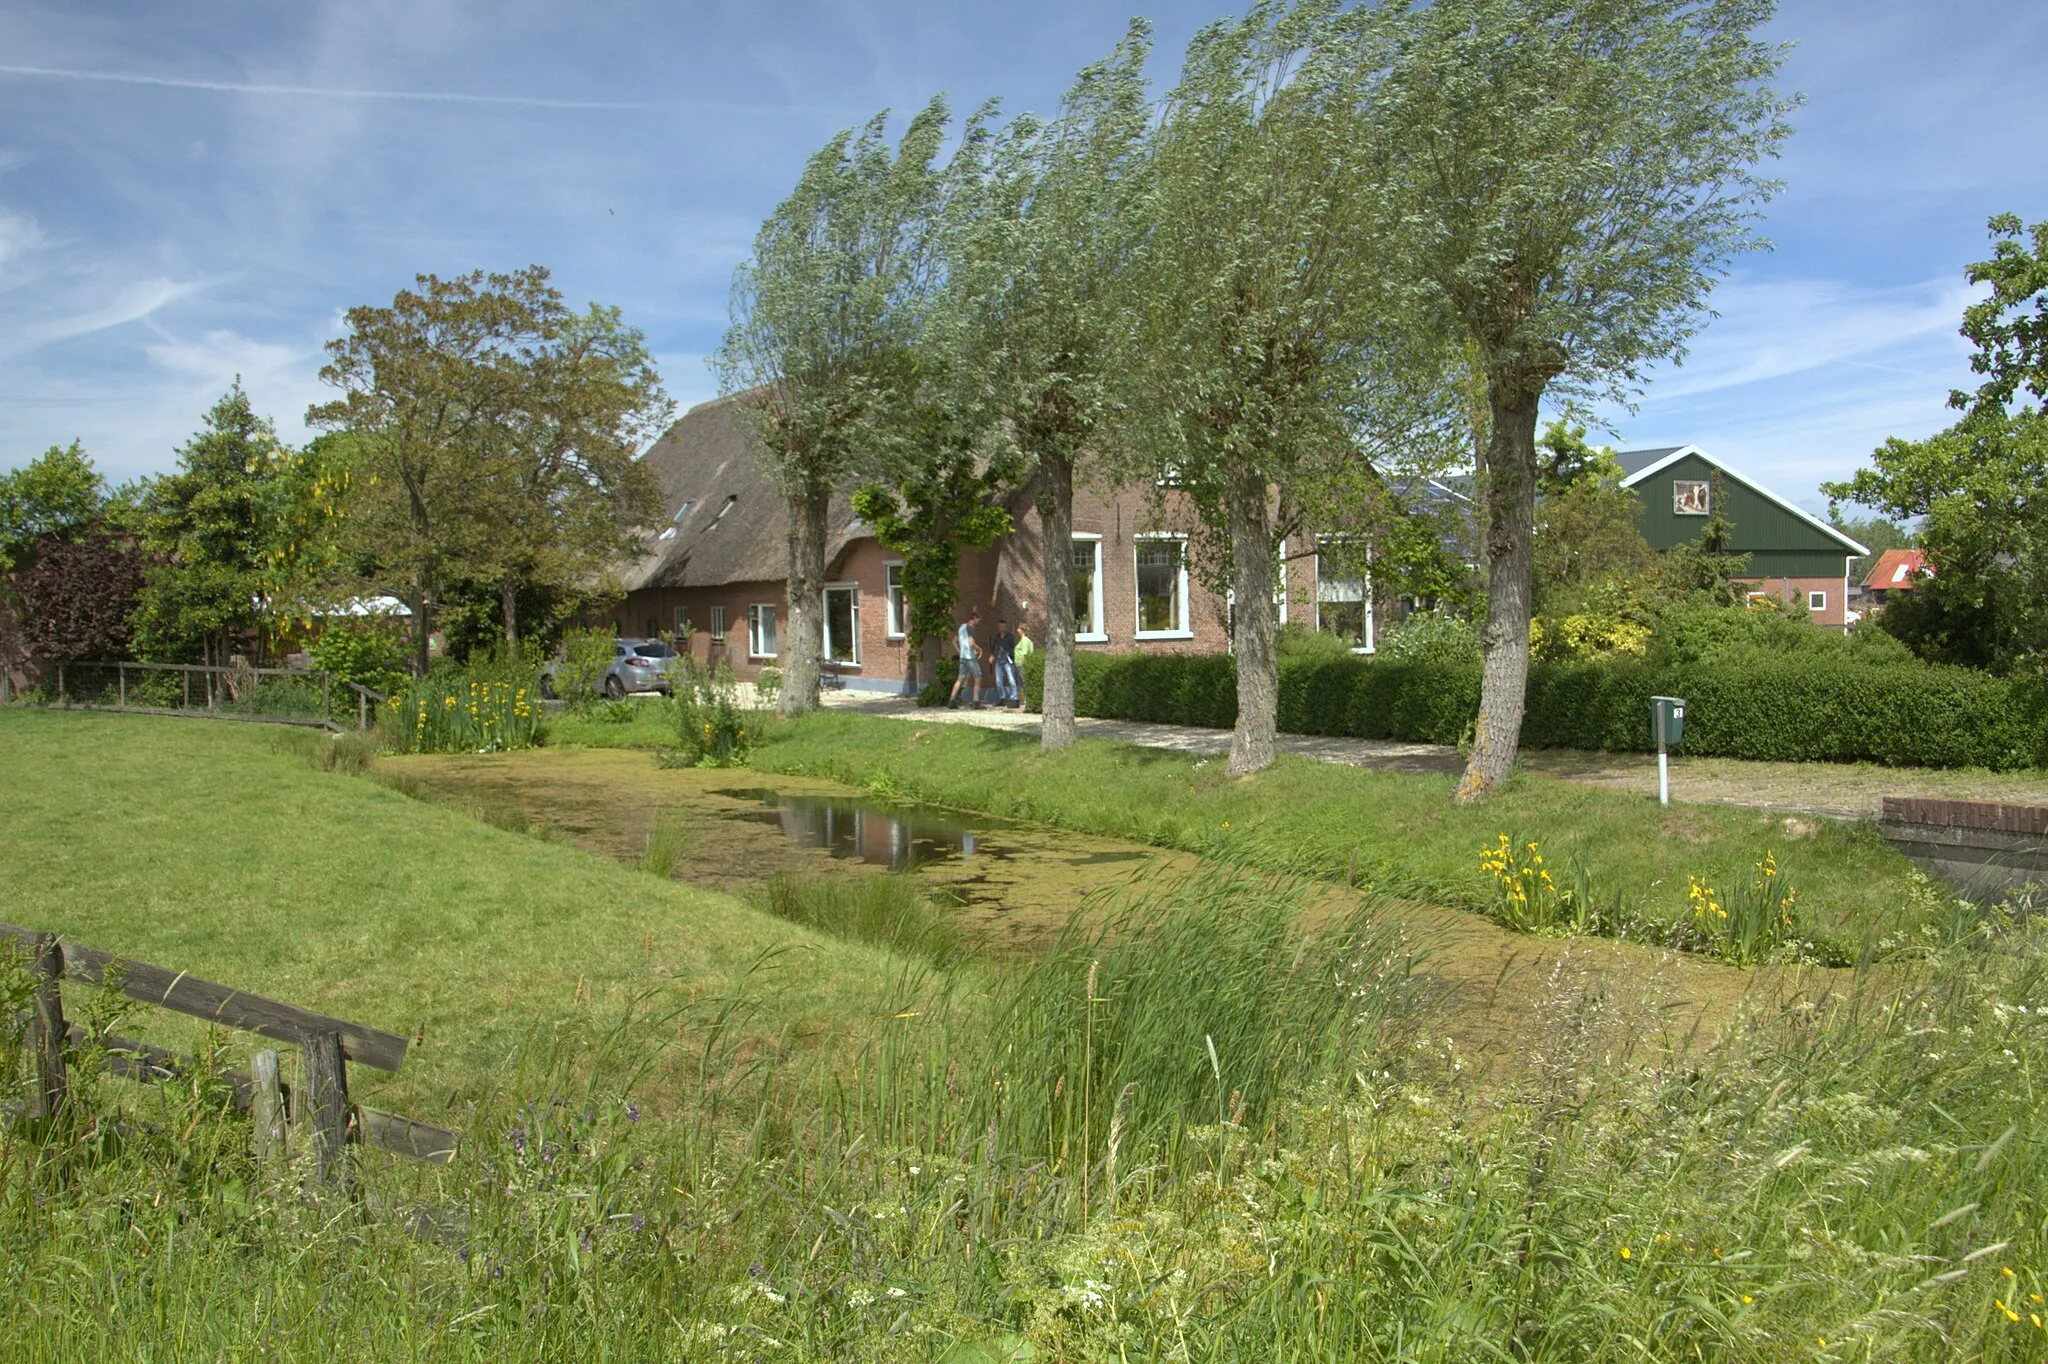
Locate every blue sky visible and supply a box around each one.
[2,0,2044,519]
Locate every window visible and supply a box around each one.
[708,605,726,644]
[1134,536,1189,637]
[885,564,907,638]
[1808,590,1827,612]
[645,617,659,639]
[747,604,778,658]
[1673,480,1711,516]
[673,606,691,637]
[1316,539,1373,652]
[823,583,859,665]
[1072,537,1105,640]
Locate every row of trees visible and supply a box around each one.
[720,0,1793,800]
[1,270,673,681]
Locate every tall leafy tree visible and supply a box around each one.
[311,268,561,676]
[1123,1,1458,775]
[131,384,295,667]
[1827,217,2048,672]
[937,27,1153,750]
[1382,0,1792,801]
[0,441,110,574]
[473,301,670,647]
[715,100,950,715]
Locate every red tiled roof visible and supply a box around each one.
[1862,548,1928,591]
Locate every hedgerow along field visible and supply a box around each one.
[4,708,2046,1360]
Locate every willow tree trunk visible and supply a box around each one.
[500,579,520,650]
[1455,383,1541,803]
[1037,447,1078,751]
[1226,465,1279,777]
[780,483,829,717]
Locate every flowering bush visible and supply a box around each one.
[1686,849,1799,965]
[392,659,544,754]
[661,660,755,767]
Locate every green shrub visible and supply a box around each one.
[662,660,756,767]
[1038,648,2048,769]
[916,656,958,708]
[1375,609,1481,666]
[309,621,408,698]
[549,626,616,707]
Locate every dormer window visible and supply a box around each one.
[671,500,694,522]
[657,526,677,541]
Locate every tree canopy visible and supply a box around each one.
[1381,0,1793,800]
[714,98,952,715]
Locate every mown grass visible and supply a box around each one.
[752,710,1948,960]
[0,707,907,1113]
[6,708,2045,1360]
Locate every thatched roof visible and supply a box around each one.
[616,392,864,592]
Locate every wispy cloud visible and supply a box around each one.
[1646,275,1978,401]
[0,63,846,115]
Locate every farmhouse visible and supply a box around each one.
[1617,444,1867,629]
[609,394,1429,692]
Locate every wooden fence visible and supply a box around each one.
[16,661,396,733]
[3,923,457,1191]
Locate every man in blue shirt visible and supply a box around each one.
[948,607,983,708]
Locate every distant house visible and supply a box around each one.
[1616,445,1867,630]
[1860,548,1930,611]
[609,393,1450,692]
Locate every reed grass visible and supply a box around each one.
[636,808,693,879]
[762,870,965,967]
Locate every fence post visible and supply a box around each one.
[250,1048,286,1168]
[28,933,69,1120]
[118,662,126,709]
[57,663,66,705]
[322,671,331,728]
[302,1031,352,1197]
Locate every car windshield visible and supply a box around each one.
[631,642,674,658]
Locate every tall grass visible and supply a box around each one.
[763,871,964,966]
[636,808,692,879]
[7,870,2048,1359]
[392,657,545,754]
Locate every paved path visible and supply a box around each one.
[818,691,2048,820]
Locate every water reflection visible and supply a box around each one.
[715,790,996,871]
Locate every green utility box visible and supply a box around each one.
[1652,695,1686,749]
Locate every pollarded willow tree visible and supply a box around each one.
[1123,0,1461,775]
[1381,0,1794,802]
[935,26,1154,751]
[714,100,950,716]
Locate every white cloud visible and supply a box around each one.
[0,207,43,277]
[1645,275,1979,401]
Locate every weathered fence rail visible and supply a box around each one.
[24,659,339,731]
[3,922,457,1186]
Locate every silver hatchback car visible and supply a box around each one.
[538,638,682,699]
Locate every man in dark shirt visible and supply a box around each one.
[991,617,1020,707]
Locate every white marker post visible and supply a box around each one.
[1651,696,1686,806]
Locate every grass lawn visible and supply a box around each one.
[751,709,1946,957]
[5,707,2045,1360]
[0,707,909,1117]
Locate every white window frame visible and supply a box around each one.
[1314,535,1375,654]
[747,603,778,659]
[823,582,860,667]
[1133,533,1192,640]
[673,606,692,638]
[708,605,726,645]
[1072,535,1107,643]
[1673,480,1711,516]
[884,562,907,640]
[1808,589,1827,612]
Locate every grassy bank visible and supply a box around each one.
[751,711,1950,960]
[7,709,2045,1360]
[0,708,904,1113]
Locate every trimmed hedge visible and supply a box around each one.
[1022,649,2048,770]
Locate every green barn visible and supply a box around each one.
[1616,445,1867,629]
